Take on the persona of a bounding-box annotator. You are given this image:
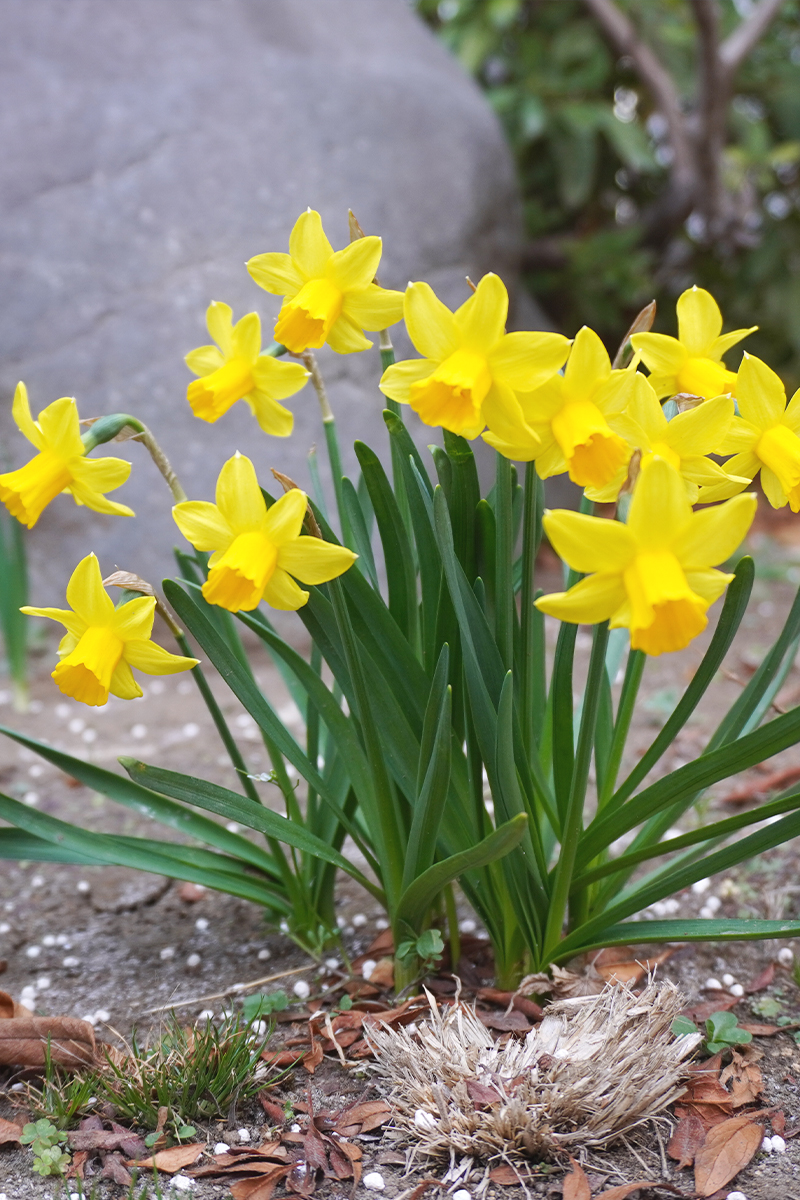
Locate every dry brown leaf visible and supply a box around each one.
[368,957,395,990]
[667,1114,706,1168]
[675,1074,733,1127]
[335,1139,362,1186]
[230,1168,291,1200]
[0,1014,96,1068]
[597,1184,687,1199]
[737,1022,785,1036]
[331,1099,392,1135]
[135,1143,205,1173]
[745,962,775,993]
[402,1181,444,1200]
[0,991,13,1019]
[592,945,675,986]
[0,1117,23,1146]
[488,1165,534,1186]
[302,1038,323,1074]
[721,1051,763,1108]
[563,1157,591,1200]
[681,996,739,1022]
[694,1115,763,1196]
[476,1007,531,1033]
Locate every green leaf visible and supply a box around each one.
[0,828,101,864]
[341,476,379,588]
[671,1016,699,1038]
[403,652,452,891]
[553,917,800,963]
[354,441,418,643]
[395,813,528,935]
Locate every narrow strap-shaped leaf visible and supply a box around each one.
[120,758,382,901]
[341,476,379,588]
[354,440,418,644]
[383,410,433,496]
[0,828,103,864]
[442,431,480,581]
[402,675,452,891]
[495,672,549,913]
[610,557,754,807]
[554,916,800,963]
[395,813,529,935]
[0,723,278,876]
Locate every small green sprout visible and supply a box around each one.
[672,1010,753,1056]
[20,1119,70,1177]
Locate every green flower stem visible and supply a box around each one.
[599,649,646,808]
[520,463,544,751]
[494,452,514,670]
[265,342,289,357]
[302,350,353,547]
[380,330,398,390]
[544,620,610,959]
[81,414,187,504]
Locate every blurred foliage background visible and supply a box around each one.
[415,0,800,387]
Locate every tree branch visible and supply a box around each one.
[690,0,727,228]
[719,0,787,79]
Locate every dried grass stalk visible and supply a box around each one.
[368,979,700,1164]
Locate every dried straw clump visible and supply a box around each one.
[368,979,700,1164]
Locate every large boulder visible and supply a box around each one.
[0,0,525,600]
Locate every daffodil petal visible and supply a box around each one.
[326,314,373,354]
[37,397,83,458]
[667,395,734,457]
[487,330,570,392]
[263,487,308,545]
[642,371,681,400]
[12,382,42,450]
[206,301,234,356]
[232,312,261,363]
[710,327,757,360]
[684,568,733,605]
[109,596,156,642]
[672,492,757,569]
[262,567,309,611]
[341,284,405,331]
[289,209,334,279]
[535,573,627,624]
[531,438,567,477]
[65,554,116,626]
[543,509,635,574]
[379,358,436,405]
[67,482,135,518]
[70,455,131,493]
[517,377,565,424]
[676,286,722,356]
[109,659,143,700]
[627,456,691,549]
[760,464,789,509]
[251,356,308,401]
[185,345,225,377]
[246,251,304,297]
[124,639,199,675]
[716,419,759,455]
[736,353,786,429]
[482,381,540,449]
[243,392,294,437]
[482,431,538,461]
[681,454,750,489]
[278,537,357,584]
[453,273,508,353]
[630,332,687,377]
[404,282,460,362]
[563,327,611,402]
[214,453,266,532]
[583,466,628,503]
[327,236,382,291]
[20,605,85,639]
[172,501,232,552]
[783,387,800,434]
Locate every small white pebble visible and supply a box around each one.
[170,1176,195,1192]
[62,956,80,968]
[762,1136,774,1153]
[360,959,377,981]
[772,1135,787,1153]
[414,1110,437,1132]
[23,791,39,807]
[279,920,289,933]
[729,983,745,998]
[160,946,176,960]
[55,703,70,718]
[94,1008,110,1022]
[36,976,51,990]
[131,723,147,739]
[82,1013,98,1026]
[324,957,340,971]
[68,717,85,734]
[195,917,209,932]
[699,905,715,920]
[290,1123,301,1133]
[250,1020,268,1038]
[375,918,389,931]
[237,1128,251,1142]
[186,953,201,968]
[352,913,367,928]
[0,922,9,934]
[28,764,44,778]
[363,1172,385,1191]
[10,1083,24,1092]
[460,919,477,934]
[25,945,41,958]
[182,722,200,739]
[42,934,56,947]
[722,972,736,988]
[235,714,253,729]
[452,1191,472,1200]
[77,880,91,894]
[81,728,97,744]
[56,933,69,945]
[226,821,240,833]
[779,947,794,967]
[197,1009,214,1022]
[213,1143,230,1155]
[704,977,723,990]
[703,895,721,914]
[727,1194,748,1200]
[28,699,43,714]
[30,875,44,888]
[692,878,711,894]
[293,980,310,1000]
[258,948,271,961]
[20,989,37,1007]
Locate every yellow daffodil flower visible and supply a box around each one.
[535,458,756,656]
[485,326,631,490]
[21,554,197,706]
[631,286,756,400]
[0,384,134,529]
[186,302,308,435]
[379,273,570,440]
[585,372,750,504]
[706,352,800,510]
[246,209,404,355]
[173,453,357,613]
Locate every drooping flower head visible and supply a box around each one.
[186,302,308,434]
[0,384,134,528]
[536,458,756,656]
[380,273,570,440]
[585,372,750,504]
[486,327,631,490]
[247,209,404,355]
[631,286,756,400]
[173,453,357,613]
[709,353,800,510]
[21,554,197,707]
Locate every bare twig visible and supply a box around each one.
[719,0,787,78]
[141,963,314,1014]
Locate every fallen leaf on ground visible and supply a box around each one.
[597,1185,688,1199]
[489,1165,537,1186]
[694,1115,763,1196]
[0,1118,23,1146]
[721,1051,763,1108]
[135,1143,205,1172]
[230,1169,291,1200]
[476,1008,532,1033]
[675,1074,733,1127]
[592,945,675,986]
[745,963,775,993]
[681,995,739,1022]
[737,1022,787,1036]
[668,1114,706,1168]
[402,1181,443,1200]
[367,958,395,989]
[68,1126,148,1157]
[722,765,800,805]
[0,1012,96,1068]
[563,1157,591,1200]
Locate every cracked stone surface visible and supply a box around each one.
[0,0,526,601]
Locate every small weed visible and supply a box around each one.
[242,989,289,1021]
[20,1118,70,1177]
[396,928,445,978]
[23,1040,101,1126]
[672,1010,753,1055]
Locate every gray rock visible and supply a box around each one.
[88,867,171,914]
[0,0,528,603]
